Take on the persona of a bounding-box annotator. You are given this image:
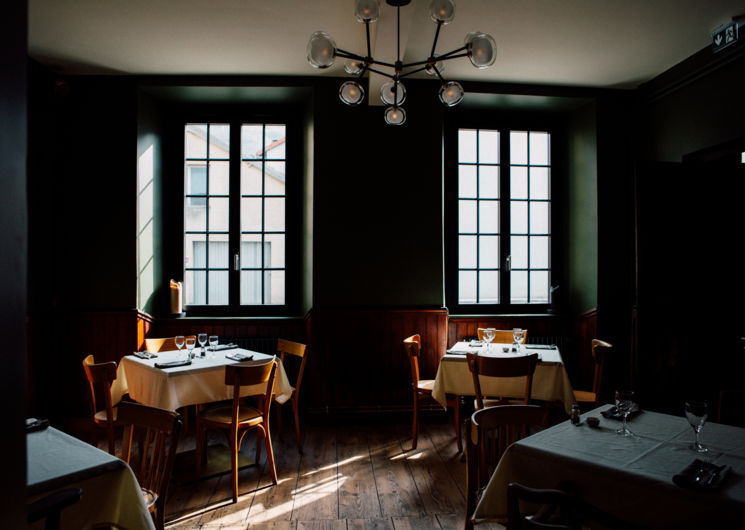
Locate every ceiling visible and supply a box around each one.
[29,0,744,91]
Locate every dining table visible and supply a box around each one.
[473,405,745,529]
[113,347,292,412]
[432,341,576,415]
[27,422,155,530]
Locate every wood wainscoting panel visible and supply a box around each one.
[447,315,562,348]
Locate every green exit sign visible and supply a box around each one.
[712,21,738,53]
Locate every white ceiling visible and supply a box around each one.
[28,0,744,90]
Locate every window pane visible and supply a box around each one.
[265,233,285,268]
[459,129,477,163]
[208,271,229,304]
[530,167,549,200]
[479,235,499,268]
[265,270,285,304]
[510,131,528,165]
[479,271,499,304]
[530,202,549,234]
[529,132,549,165]
[188,165,207,195]
[185,234,206,268]
[510,166,528,199]
[207,237,229,268]
[511,235,528,269]
[511,271,528,304]
[241,234,263,268]
[242,161,263,195]
[209,198,229,232]
[265,162,286,194]
[241,125,262,159]
[241,270,262,304]
[511,201,528,233]
[530,271,549,303]
[530,236,549,269]
[459,236,477,268]
[478,130,499,164]
[265,125,286,159]
[184,202,206,232]
[209,124,230,159]
[185,124,207,158]
[210,161,230,195]
[459,165,477,197]
[264,197,285,231]
[479,201,499,233]
[241,198,262,231]
[459,270,477,304]
[459,200,477,233]
[187,270,206,305]
[479,166,499,198]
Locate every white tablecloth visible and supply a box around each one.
[28,425,154,530]
[116,348,292,411]
[474,406,745,529]
[432,342,575,414]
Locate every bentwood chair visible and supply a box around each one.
[117,401,182,530]
[144,337,178,353]
[404,334,462,452]
[572,339,613,408]
[477,328,529,344]
[82,354,122,455]
[272,338,309,453]
[466,352,539,410]
[465,405,545,530]
[196,359,278,502]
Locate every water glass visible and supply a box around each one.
[615,389,635,436]
[208,335,218,358]
[685,401,708,453]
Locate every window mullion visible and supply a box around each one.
[228,121,241,309]
[501,129,510,307]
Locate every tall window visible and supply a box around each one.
[183,121,291,314]
[447,126,552,311]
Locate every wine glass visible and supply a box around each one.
[685,401,708,453]
[209,335,218,358]
[615,390,635,436]
[198,333,208,357]
[185,336,196,360]
[512,328,524,353]
[174,335,185,359]
[483,328,496,351]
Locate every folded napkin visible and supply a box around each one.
[226,352,253,362]
[525,344,557,350]
[213,343,238,351]
[26,418,50,433]
[132,351,157,359]
[469,340,484,347]
[155,359,192,369]
[673,459,729,490]
[601,404,642,420]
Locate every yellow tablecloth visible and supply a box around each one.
[432,342,575,414]
[116,349,292,411]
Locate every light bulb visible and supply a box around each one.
[384,106,406,126]
[465,32,497,68]
[339,80,365,106]
[428,0,455,24]
[307,31,337,69]
[380,80,406,106]
[438,81,464,107]
[355,0,380,23]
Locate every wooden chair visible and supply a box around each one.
[117,401,182,530]
[273,338,308,453]
[196,359,278,502]
[477,328,528,344]
[144,337,178,352]
[404,334,462,452]
[465,404,545,530]
[82,354,122,455]
[506,482,642,530]
[27,487,82,530]
[572,339,612,407]
[466,352,539,410]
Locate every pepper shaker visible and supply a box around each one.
[571,404,581,425]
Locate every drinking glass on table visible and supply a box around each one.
[512,328,525,353]
[185,336,196,360]
[483,328,496,351]
[685,401,708,453]
[615,390,635,436]
[208,335,218,358]
[174,335,185,359]
[198,333,208,357]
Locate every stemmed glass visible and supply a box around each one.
[198,333,208,357]
[174,335,185,359]
[615,390,636,436]
[209,335,218,358]
[185,336,196,360]
[685,401,708,453]
[483,328,496,352]
[512,328,525,353]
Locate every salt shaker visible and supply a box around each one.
[571,404,581,425]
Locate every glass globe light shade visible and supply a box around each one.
[339,80,365,106]
[380,80,406,106]
[425,60,445,76]
[307,31,337,69]
[428,0,455,24]
[465,32,497,68]
[355,0,380,23]
[384,106,406,126]
[438,81,464,106]
[345,59,365,75]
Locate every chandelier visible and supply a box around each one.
[306,0,497,125]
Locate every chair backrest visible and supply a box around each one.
[277,338,308,394]
[225,360,277,421]
[117,401,182,530]
[466,352,539,409]
[144,337,178,353]
[403,334,422,386]
[477,328,528,344]
[590,339,612,396]
[466,405,545,529]
[82,354,119,418]
[506,482,640,530]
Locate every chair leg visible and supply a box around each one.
[452,395,462,453]
[410,390,419,451]
[263,425,278,485]
[230,428,239,503]
[291,397,302,454]
[107,423,116,456]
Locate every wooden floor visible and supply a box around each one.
[162,417,505,530]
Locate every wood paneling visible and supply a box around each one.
[447,315,562,348]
